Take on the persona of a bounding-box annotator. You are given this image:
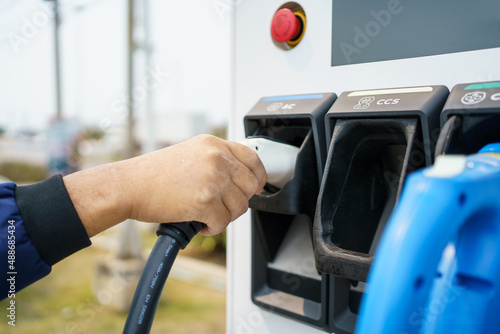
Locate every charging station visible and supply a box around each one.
[437,82,500,156]
[311,85,448,333]
[244,93,336,330]
[314,85,448,282]
[226,1,500,333]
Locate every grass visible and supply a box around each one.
[0,161,47,183]
[0,245,225,334]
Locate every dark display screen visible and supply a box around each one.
[331,0,500,66]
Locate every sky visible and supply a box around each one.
[0,0,232,134]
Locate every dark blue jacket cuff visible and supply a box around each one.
[15,175,91,266]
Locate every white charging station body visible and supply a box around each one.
[227,2,500,334]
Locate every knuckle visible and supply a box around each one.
[207,149,222,163]
[205,149,226,170]
[198,134,221,146]
[242,175,260,198]
[197,133,212,141]
[195,185,218,207]
[205,166,219,180]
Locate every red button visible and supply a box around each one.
[271,8,301,43]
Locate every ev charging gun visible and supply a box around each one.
[124,137,299,334]
[356,143,500,334]
[240,137,300,189]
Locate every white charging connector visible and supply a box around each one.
[240,137,300,189]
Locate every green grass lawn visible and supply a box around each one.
[0,246,226,334]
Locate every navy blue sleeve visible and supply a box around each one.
[1,182,51,300]
[1,175,92,300]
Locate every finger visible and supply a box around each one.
[226,142,267,192]
[201,182,249,236]
[199,199,232,236]
[225,157,261,199]
[221,184,249,221]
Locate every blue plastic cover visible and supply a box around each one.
[356,144,500,334]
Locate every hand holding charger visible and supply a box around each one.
[124,136,299,334]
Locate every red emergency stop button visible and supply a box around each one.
[271,8,302,43]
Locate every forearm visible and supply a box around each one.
[63,160,132,238]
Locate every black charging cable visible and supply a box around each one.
[123,221,204,334]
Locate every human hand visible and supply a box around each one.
[64,135,267,237]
